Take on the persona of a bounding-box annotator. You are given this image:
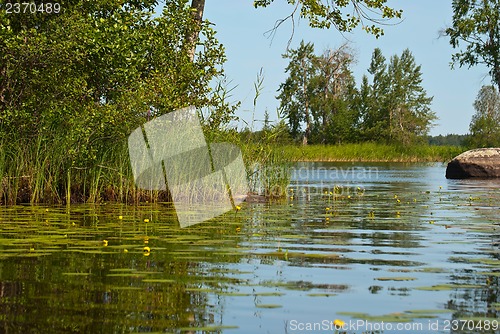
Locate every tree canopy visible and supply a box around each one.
[0,0,236,203]
[0,0,228,166]
[254,0,403,38]
[277,44,436,145]
[445,0,500,91]
[468,85,500,147]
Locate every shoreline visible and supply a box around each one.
[269,144,464,164]
[288,158,448,163]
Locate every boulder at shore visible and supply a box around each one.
[446,148,500,179]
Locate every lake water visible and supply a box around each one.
[0,162,499,333]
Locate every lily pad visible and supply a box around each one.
[415,284,482,291]
[375,276,417,281]
[253,292,285,297]
[307,293,337,297]
[255,304,282,308]
[405,309,454,314]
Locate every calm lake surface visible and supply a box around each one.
[0,162,499,334]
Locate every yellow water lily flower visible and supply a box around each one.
[235,205,241,211]
[144,218,149,223]
[103,240,108,247]
[333,319,345,327]
[118,215,123,220]
[143,246,151,256]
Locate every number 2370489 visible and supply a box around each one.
[5,2,61,14]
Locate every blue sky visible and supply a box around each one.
[203,1,490,136]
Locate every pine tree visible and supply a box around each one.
[364,48,390,141]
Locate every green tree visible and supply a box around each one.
[0,0,230,202]
[468,85,500,147]
[386,49,436,145]
[362,48,390,141]
[0,0,227,164]
[356,74,373,139]
[360,48,435,144]
[310,45,358,143]
[445,0,500,91]
[277,41,316,144]
[253,0,402,37]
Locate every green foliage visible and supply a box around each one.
[360,48,389,140]
[278,41,358,144]
[253,0,403,37]
[468,85,500,147]
[428,134,469,146]
[386,50,436,145]
[277,41,317,143]
[310,44,359,143]
[360,48,436,144]
[0,0,231,203]
[445,0,500,91]
[277,45,435,146]
[280,143,464,162]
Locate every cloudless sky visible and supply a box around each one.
[202,0,491,136]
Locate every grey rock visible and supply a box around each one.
[446,148,500,179]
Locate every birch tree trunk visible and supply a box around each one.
[188,0,205,61]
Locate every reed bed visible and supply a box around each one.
[279,143,464,163]
[0,134,292,204]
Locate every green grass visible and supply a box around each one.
[279,143,465,162]
[0,138,145,205]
